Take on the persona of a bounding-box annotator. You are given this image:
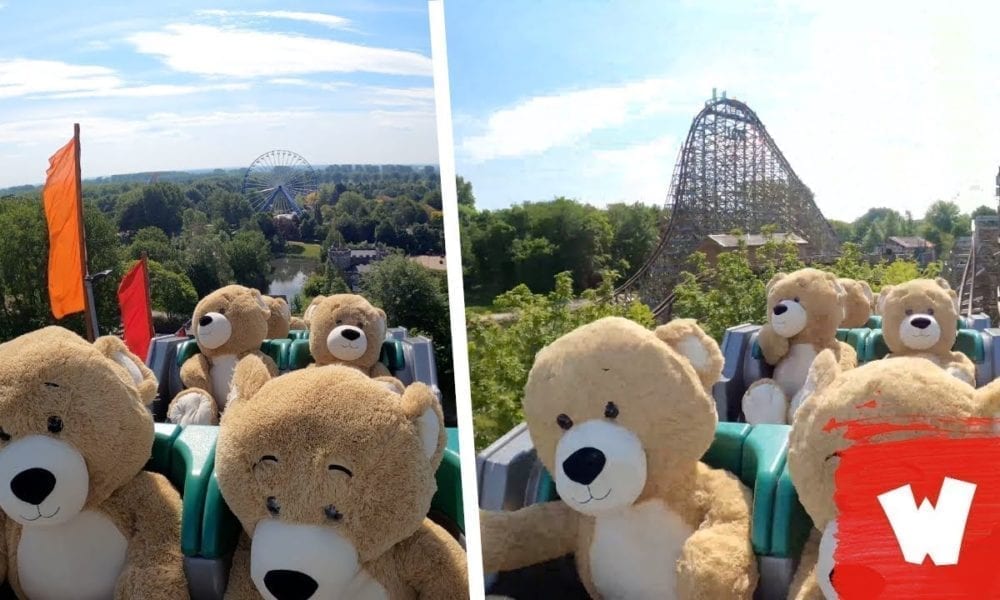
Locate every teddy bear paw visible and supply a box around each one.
[945,366,975,386]
[743,382,789,425]
[167,390,219,425]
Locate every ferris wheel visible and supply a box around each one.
[241,150,318,215]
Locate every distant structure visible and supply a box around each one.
[242,150,318,216]
[408,255,447,271]
[696,233,808,267]
[876,236,936,267]
[327,245,389,291]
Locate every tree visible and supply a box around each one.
[971,205,998,219]
[117,183,186,236]
[456,176,475,207]
[606,203,660,280]
[226,230,272,290]
[146,259,198,319]
[128,227,180,269]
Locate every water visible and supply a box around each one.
[268,256,320,305]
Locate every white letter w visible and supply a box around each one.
[877,477,976,565]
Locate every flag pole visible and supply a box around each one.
[74,123,99,341]
[140,251,154,341]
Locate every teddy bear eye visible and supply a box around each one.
[556,414,573,430]
[256,455,278,466]
[335,319,343,325]
[927,308,934,316]
[0,428,9,442]
[217,308,226,315]
[905,309,914,316]
[604,402,619,419]
[328,464,353,477]
[47,416,63,434]
[324,505,343,521]
[793,297,800,303]
[356,322,365,329]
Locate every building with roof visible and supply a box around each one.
[695,232,809,266]
[876,236,935,266]
[408,255,447,271]
[327,245,389,291]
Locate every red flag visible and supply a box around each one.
[118,258,154,360]
[42,131,86,319]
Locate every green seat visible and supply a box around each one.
[866,315,882,328]
[771,461,813,558]
[199,425,465,560]
[287,339,406,373]
[175,338,199,368]
[535,422,790,556]
[863,328,983,363]
[752,329,869,363]
[287,330,310,340]
[260,338,293,371]
[144,424,219,558]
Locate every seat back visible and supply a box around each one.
[260,339,292,371]
[287,329,310,340]
[287,338,406,373]
[864,328,984,363]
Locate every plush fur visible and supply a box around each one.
[0,327,187,599]
[480,317,757,599]
[289,295,326,331]
[166,285,278,426]
[216,359,467,599]
[308,294,403,391]
[837,279,872,328]
[264,296,291,340]
[878,278,975,385]
[742,268,858,425]
[786,351,991,599]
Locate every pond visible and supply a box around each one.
[268,256,320,307]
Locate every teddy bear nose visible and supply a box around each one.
[562,447,606,485]
[263,569,318,600]
[341,328,361,341]
[773,304,788,316]
[911,317,931,329]
[199,315,213,327]
[10,467,56,505]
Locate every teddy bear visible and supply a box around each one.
[167,284,278,426]
[215,356,468,599]
[480,317,758,600]
[264,296,291,339]
[741,268,857,426]
[289,294,325,331]
[876,278,975,385]
[837,278,872,328]
[785,350,993,599]
[308,294,396,379]
[0,326,188,599]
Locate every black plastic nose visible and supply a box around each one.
[199,315,212,327]
[562,447,606,485]
[773,304,788,316]
[264,570,318,600]
[341,328,361,341]
[911,317,931,329]
[10,468,56,505]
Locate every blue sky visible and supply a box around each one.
[0,0,438,187]
[445,0,1000,221]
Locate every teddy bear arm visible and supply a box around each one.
[179,353,213,393]
[247,350,279,377]
[945,351,976,385]
[480,502,580,573]
[835,341,858,370]
[109,472,189,600]
[758,325,789,365]
[396,520,468,599]
[223,534,258,600]
[787,528,822,600]
[370,361,393,378]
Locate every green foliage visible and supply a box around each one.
[117,182,187,236]
[146,260,198,319]
[128,227,180,270]
[468,271,654,449]
[225,230,271,291]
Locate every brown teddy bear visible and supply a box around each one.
[289,294,325,331]
[837,278,872,328]
[309,294,395,379]
[877,278,975,385]
[742,268,857,426]
[0,327,188,599]
[167,284,278,426]
[786,350,993,599]
[480,317,758,599]
[215,357,467,599]
[264,295,291,339]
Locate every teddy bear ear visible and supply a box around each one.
[398,382,445,465]
[654,319,724,391]
[948,288,959,313]
[858,281,874,304]
[227,354,272,407]
[93,336,158,403]
[766,272,787,295]
[249,288,270,319]
[876,285,893,314]
[935,277,951,291]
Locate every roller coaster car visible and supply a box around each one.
[714,322,1000,423]
[477,422,812,600]
[143,331,463,600]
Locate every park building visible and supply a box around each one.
[696,232,809,267]
[874,236,936,267]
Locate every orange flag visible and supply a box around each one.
[42,132,86,319]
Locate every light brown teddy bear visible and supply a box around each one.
[480,317,758,599]
[309,294,397,379]
[742,268,857,426]
[0,327,188,599]
[786,350,993,599]
[837,278,873,328]
[877,278,975,385]
[216,357,468,599]
[264,296,291,339]
[167,284,278,426]
[289,294,325,331]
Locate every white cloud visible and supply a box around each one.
[590,135,676,205]
[127,24,431,78]
[45,82,250,99]
[367,86,435,107]
[459,78,680,162]
[197,9,352,30]
[0,59,121,99]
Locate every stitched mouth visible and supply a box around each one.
[20,506,60,522]
[338,342,360,350]
[573,486,613,505]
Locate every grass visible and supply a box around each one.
[283,242,322,260]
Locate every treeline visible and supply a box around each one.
[457,177,667,304]
[0,165,443,341]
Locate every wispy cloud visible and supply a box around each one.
[0,59,121,99]
[45,82,251,99]
[590,135,676,205]
[128,24,431,78]
[197,9,352,30]
[459,77,681,162]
